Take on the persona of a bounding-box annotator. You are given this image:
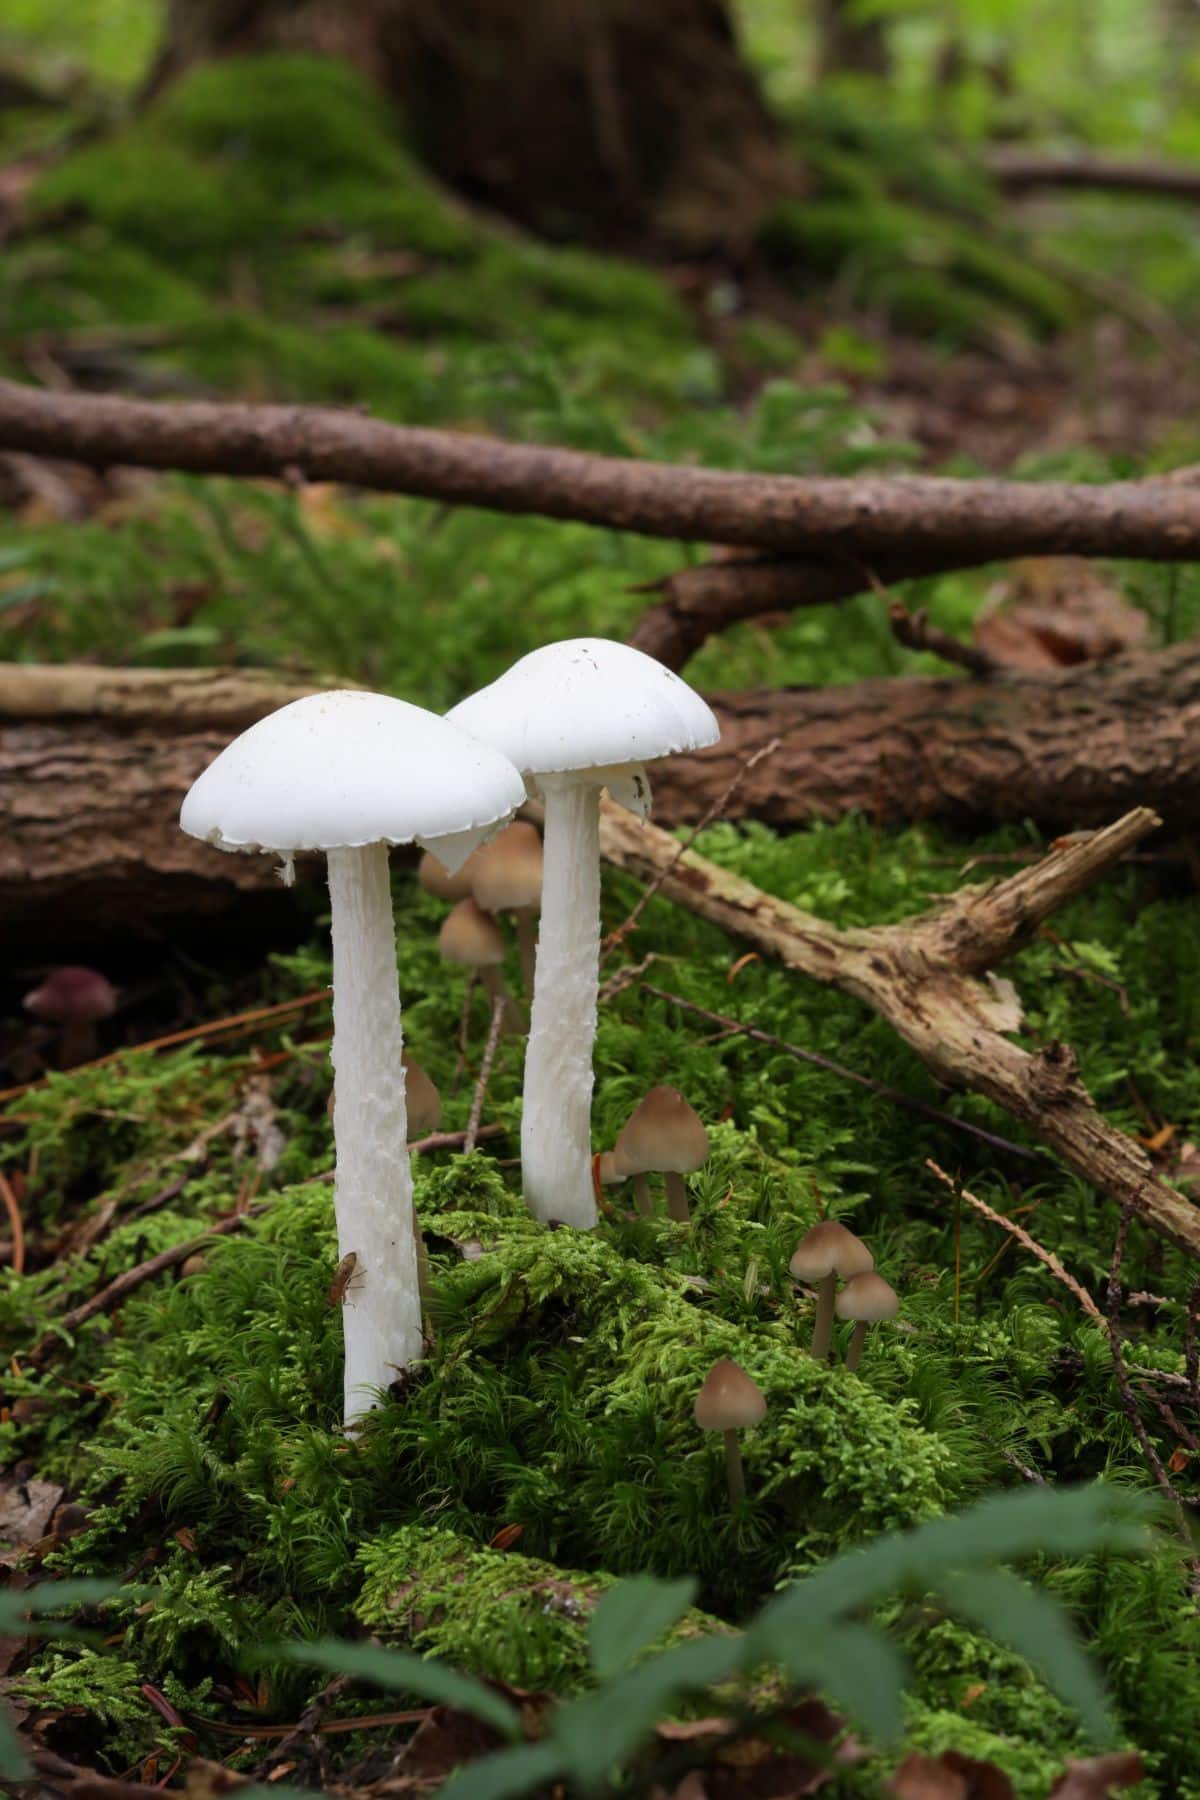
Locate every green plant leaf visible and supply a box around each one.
[552,1632,744,1787]
[752,1617,908,1746]
[0,1710,29,1782]
[288,1640,522,1741]
[588,1574,698,1679]
[939,1567,1113,1745]
[440,1741,565,1800]
[0,1579,121,1631]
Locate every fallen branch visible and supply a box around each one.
[3,380,1199,565]
[988,149,1200,200]
[596,796,1200,1258]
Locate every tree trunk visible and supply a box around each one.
[147,0,787,251]
[5,647,1200,949]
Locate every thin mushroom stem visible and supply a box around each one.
[327,844,421,1425]
[480,965,524,1035]
[515,907,538,1000]
[811,1273,837,1360]
[664,1170,691,1224]
[632,1172,653,1217]
[722,1428,745,1506]
[845,1320,870,1372]
[521,779,601,1227]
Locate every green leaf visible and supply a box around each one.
[0,1580,121,1632]
[939,1567,1113,1745]
[0,1710,29,1782]
[440,1741,565,1800]
[752,1617,908,1745]
[588,1574,698,1680]
[288,1641,521,1741]
[552,1633,744,1788]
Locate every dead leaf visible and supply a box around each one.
[0,1475,63,1554]
[231,1074,286,1172]
[1048,1751,1145,1798]
[393,1706,505,1787]
[890,1749,1016,1800]
[1168,1446,1190,1474]
[975,559,1147,670]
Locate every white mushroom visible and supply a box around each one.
[180,689,523,1425]
[447,639,718,1229]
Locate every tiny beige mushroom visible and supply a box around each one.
[470,821,544,1001]
[418,848,479,903]
[836,1271,899,1371]
[615,1086,708,1223]
[789,1221,874,1361]
[438,898,523,1034]
[694,1358,767,1507]
[403,1052,442,1143]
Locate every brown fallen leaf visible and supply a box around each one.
[1048,1750,1145,1798]
[890,1748,1016,1800]
[393,1705,506,1788]
[0,1475,63,1556]
[975,558,1147,670]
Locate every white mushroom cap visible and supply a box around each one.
[181,690,525,871]
[446,639,719,786]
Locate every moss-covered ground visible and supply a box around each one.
[3,38,1200,1800]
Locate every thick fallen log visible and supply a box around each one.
[5,644,1200,944]
[651,639,1200,834]
[2,379,1200,567]
[594,796,1200,1260]
[0,665,322,946]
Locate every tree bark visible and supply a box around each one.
[144,0,786,251]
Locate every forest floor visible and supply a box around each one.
[3,47,1200,1800]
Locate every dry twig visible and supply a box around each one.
[926,1160,1103,1320]
[0,1165,25,1274]
[1105,1206,1190,1512]
[465,996,506,1154]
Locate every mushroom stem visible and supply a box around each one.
[664,1170,691,1224]
[811,1273,837,1360]
[480,966,524,1036]
[632,1171,653,1217]
[515,907,538,1001]
[844,1320,870,1372]
[521,778,601,1228]
[327,844,422,1425]
[722,1428,745,1506]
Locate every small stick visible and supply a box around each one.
[1186,1275,1200,1417]
[0,1166,25,1274]
[887,597,1000,678]
[601,738,781,960]
[926,1160,1102,1320]
[1105,1206,1189,1513]
[465,995,505,1154]
[311,1122,504,1180]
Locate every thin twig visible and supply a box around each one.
[1105,1205,1190,1512]
[312,1123,505,1182]
[887,597,1001,678]
[598,952,662,1004]
[926,1160,1102,1320]
[0,990,330,1105]
[601,739,781,959]
[465,996,506,1154]
[645,988,1043,1161]
[1187,1275,1200,1419]
[0,1166,25,1274]
[253,1672,352,1776]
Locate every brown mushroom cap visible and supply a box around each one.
[835,1271,899,1323]
[24,966,118,1024]
[694,1358,767,1431]
[789,1220,874,1284]
[470,821,543,914]
[438,898,507,968]
[418,849,478,903]
[616,1086,709,1176]
[403,1053,442,1140]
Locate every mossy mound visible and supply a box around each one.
[6,54,709,422]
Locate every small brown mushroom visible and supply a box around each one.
[403,1052,442,1142]
[470,821,543,1001]
[615,1086,709,1223]
[417,848,478,903]
[836,1271,899,1371]
[789,1221,874,1361]
[23,965,118,1067]
[438,899,523,1034]
[694,1358,767,1506]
